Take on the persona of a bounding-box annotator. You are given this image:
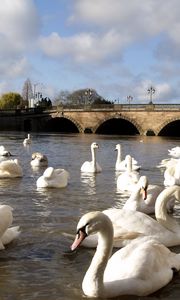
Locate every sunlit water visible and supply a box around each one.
[0,132,180,300]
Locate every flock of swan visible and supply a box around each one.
[0,134,70,251]
[71,142,180,297]
[0,137,180,298]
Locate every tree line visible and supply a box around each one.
[0,78,112,110]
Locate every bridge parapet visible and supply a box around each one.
[55,103,180,112]
[0,103,179,115]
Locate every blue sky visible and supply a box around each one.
[0,0,180,104]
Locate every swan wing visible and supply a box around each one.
[1,226,20,245]
[81,161,95,173]
[54,168,69,177]
[115,160,126,171]
[36,176,48,188]
[104,237,180,296]
[0,160,22,177]
[37,168,69,188]
[0,205,13,237]
[103,208,166,237]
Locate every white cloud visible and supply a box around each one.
[39,0,180,69]
[125,79,179,104]
[0,0,40,86]
[7,57,31,78]
[0,0,179,103]
[70,0,180,49]
[0,0,40,46]
[71,1,179,33]
[39,29,127,64]
[0,0,39,65]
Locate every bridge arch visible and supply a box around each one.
[94,114,142,135]
[44,116,83,133]
[157,117,180,136]
[144,129,156,136]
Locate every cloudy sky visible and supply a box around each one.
[0,0,180,104]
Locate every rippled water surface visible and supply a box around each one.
[0,132,180,300]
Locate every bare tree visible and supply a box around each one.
[54,90,70,106]
[69,88,100,105]
[22,78,33,107]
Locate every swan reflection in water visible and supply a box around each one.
[0,178,22,190]
[81,173,96,195]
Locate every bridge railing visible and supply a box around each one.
[54,103,180,111]
[0,104,179,116]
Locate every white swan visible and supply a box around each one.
[157,157,178,169]
[123,176,175,214]
[115,144,140,171]
[23,133,31,145]
[0,145,12,157]
[81,142,102,173]
[80,185,180,248]
[0,159,23,178]
[36,166,69,188]
[164,159,180,186]
[30,152,48,167]
[0,205,20,249]
[168,146,180,158]
[71,211,180,297]
[117,155,140,191]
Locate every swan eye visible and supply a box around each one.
[77,224,88,237]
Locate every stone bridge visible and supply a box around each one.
[47,104,180,136]
[0,104,180,136]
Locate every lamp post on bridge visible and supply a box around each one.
[84,89,93,106]
[127,95,133,109]
[147,86,155,104]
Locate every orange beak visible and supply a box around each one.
[71,230,87,251]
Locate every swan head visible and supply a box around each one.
[125,154,133,170]
[31,152,48,162]
[115,144,121,151]
[3,151,11,157]
[0,146,12,156]
[125,154,131,161]
[32,152,41,160]
[71,211,113,251]
[137,176,148,200]
[91,142,99,150]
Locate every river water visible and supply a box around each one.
[0,132,180,300]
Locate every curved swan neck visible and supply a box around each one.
[126,155,132,172]
[155,186,180,231]
[124,186,142,210]
[82,222,113,297]
[116,146,122,164]
[91,147,97,167]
